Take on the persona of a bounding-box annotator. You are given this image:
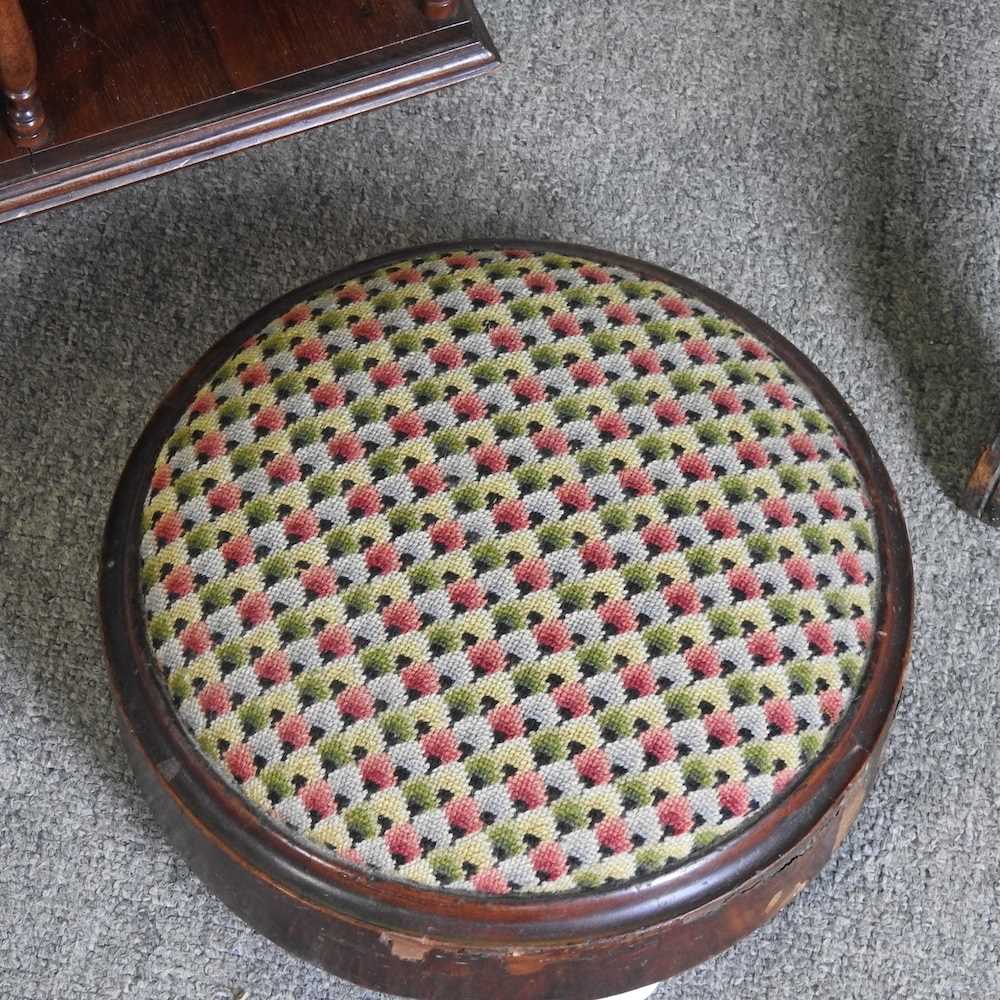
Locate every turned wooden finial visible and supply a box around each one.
[0,0,50,148]
[962,428,1000,525]
[423,0,459,21]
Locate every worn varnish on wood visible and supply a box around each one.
[100,240,914,1000]
[962,426,1000,524]
[0,0,497,222]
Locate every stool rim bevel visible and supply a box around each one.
[100,238,913,956]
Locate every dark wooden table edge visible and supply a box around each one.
[100,239,914,997]
[0,19,498,224]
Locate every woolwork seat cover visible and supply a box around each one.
[139,247,879,896]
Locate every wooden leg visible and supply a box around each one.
[423,0,459,20]
[962,426,1000,524]
[0,0,49,148]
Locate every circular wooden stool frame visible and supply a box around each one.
[101,240,913,1000]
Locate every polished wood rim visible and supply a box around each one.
[101,240,913,998]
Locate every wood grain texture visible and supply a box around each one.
[0,0,49,147]
[961,426,1000,524]
[0,120,25,166]
[100,241,913,1000]
[0,0,497,222]
[423,0,460,19]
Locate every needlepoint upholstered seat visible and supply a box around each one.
[102,241,912,1000]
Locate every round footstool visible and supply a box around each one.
[101,241,913,999]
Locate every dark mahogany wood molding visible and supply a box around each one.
[0,0,497,223]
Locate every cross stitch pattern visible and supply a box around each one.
[140,248,879,895]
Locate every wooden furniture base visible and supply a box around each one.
[963,426,1000,524]
[101,241,913,999]
[0,0,497,223]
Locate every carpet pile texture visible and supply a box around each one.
[1,2,998,997]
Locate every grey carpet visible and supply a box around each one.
[2,1,999,997]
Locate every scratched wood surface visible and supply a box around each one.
[0,0,497,221]
[962,426,1000,524]
[0,0,429,162]
[101,240,914,1000]
[0,127,22,167]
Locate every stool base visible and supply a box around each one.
[100,240,912,1000]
